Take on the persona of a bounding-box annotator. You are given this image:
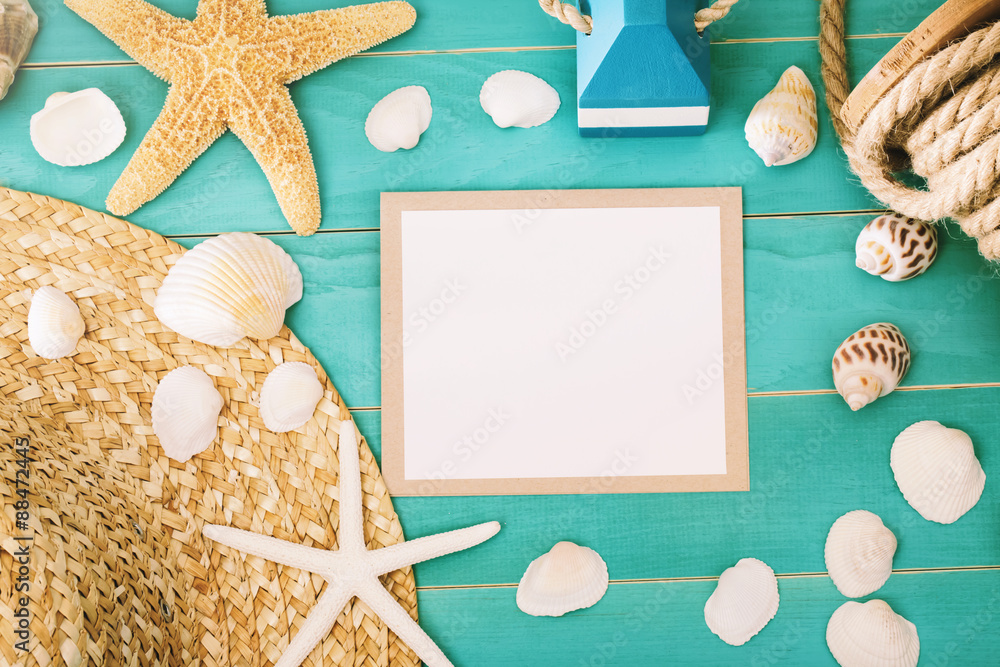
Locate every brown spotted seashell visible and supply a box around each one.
[856,214,938,282]
[832,323,910,411]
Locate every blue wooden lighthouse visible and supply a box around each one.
[576,0,711,137]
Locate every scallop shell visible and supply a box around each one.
[890,420,985,524]
[364,85,432,152]
[856,214,938,281]
[259,362,324,433]
[480,70,560,129]
[26,286,85,359]
[704,558,779,646]
[824,510,896,598]
[0,0,38,101]
[154,232,303,348]
[151,366,223,463]
[826,600,919,667]
[832,323,910,411]
[516,541,608,617]
[745,66,817,167]
[30,88,127,166]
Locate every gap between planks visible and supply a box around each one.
[415,564,1000,592]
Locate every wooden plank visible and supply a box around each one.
[417,570,1000,665]
[0,42,902,237]
[842,0,1000,132]
[22,0,947,64]
[352,388,1000,587]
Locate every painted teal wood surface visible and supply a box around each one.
[417,570,1000,665]
[22,0,944,64]
[4,1,1000,664]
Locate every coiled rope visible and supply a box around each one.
[538,0,740,36]
[820,0,1000,259]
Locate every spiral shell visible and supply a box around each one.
[890,420,985,524]
[824,510,896,598]
[826,600,919,667]
[704,558,779,646]
[27,286,85,359]
[832,323,910,411]
[745,66,818,167]
[856,214,938,281]
[516,541,608,617]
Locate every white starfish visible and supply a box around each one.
[204,422,500,667]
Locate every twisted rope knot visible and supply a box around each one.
[694,0,740,33]
[821,0,1000,260]
[539,0,739,36]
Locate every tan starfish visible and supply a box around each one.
[65,0,416,235]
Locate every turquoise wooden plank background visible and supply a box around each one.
[2,0,999,664]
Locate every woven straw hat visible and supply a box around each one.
[0,188,419,666]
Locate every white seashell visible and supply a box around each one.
[745,66,818,167]
[480,70,560,129]
[890,420,985,524]
[151,366,223,463]
[704,558,779,646]
[826,600,919,667]
[824,510,896,598]
[154,232,303,348]
[259,362,324,432]
[856,214,938,281]
[27,286,85,359]
[0,0,38,100]
[29,88,126,166]
[832,323,910,411]
[516,541,608,617]
[364,85,432,152]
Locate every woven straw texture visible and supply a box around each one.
[0,188,419,667]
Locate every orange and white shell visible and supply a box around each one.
[745,66,817,167]
[832,323,910,411]
[856,214,938,281]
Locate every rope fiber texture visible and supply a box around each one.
[820,0,1000,260]
[539,0,740,35]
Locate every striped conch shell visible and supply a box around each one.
[856,214,938,281]
[745,66,818,167]
[832,323,910,411]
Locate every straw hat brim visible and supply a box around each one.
[0,188,419,666]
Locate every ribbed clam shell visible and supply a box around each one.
[480,70,560,129]
[856,214,938,282]
[826,600,919,667]
[364,85,432,152]
[0,0,38,100]
[151,366,223,463]
[27,286,85,359]
[824,510,896,598]
[259,362,324,433]
[516,541,608,617]
[832,323,910,411]
[29,88,126,166]
[745,66,817,167]
[154,232,303,347]
[890,421,985,524]
[704,558,779,646]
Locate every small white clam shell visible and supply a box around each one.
[824,510,896,598]
[516,541,608,617]
[30,88,126,167]
[365,85,432,152]
[154,232,303,348]
[27,286,85,359]
[259,362,324,433]
[480,70,560,129]
[856,214,938,281]
[832,323,910,411]
[826,600,919,667]
[745,66,817,167]
[890,420,985,524]
[704,558,779,646]
[151,366,223,463]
